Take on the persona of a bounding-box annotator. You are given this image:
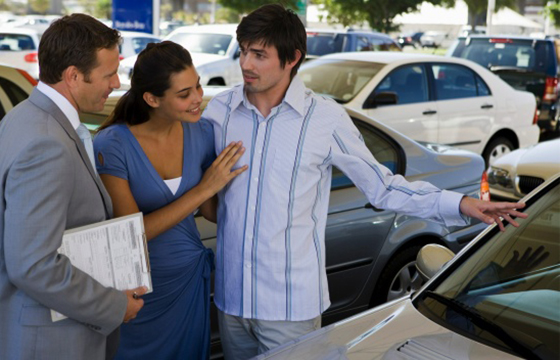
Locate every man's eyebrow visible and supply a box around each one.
[241,45,267,55]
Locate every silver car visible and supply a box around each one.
[257,174,560,360]
[81,91,488,358]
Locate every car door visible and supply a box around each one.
[365,63,439,144]
[323,117,399,319]
[429,62,495,153]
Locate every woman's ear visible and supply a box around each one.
[143,92,159,108]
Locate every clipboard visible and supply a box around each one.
[51,212,152,322]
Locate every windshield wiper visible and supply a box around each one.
[422,290,541,360]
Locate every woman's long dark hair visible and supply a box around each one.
[97,41,194,132]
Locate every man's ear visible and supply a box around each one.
[287,49,302,70]
[143,92,159,108]
[63,66,81,88]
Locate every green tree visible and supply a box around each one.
[544,0,560,28]
[217,0,299,15]
[29,0,51,14]
[95,0,112,19]
[316,0,455,33]
[463,0,517,27]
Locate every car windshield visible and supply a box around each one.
[416,178,560,360]
[299,59,384,103]
[167,33,232,55]
[451,38,554,75]
[0,33,35,51]
[307,33,345,56]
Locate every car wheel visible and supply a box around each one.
[483,137,514,167]
[371,245,425,307]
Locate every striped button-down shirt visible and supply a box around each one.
[203,77,467,321]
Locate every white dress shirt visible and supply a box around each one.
[203,76,467,322]
[36,82,81,131]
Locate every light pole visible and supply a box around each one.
[486,0,495,35]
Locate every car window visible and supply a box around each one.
[356,36,372,52]
[370,37,401,52]
[299,59,384,103]
[167,33,232,55]
[131,37,159,54]
[332,118,401,189]
[375,64,429,105]
[451,38,556,76]
[416,178,560,359]
[0,34,35,51]
[0,77,28,109]
[431,63,489,100]
[306,33,345,56]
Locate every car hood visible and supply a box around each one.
[495,139,560,180]
[258,297,520,359]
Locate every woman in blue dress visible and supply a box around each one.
[93,41,247,359]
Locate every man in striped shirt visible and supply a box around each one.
[202,4,527,359]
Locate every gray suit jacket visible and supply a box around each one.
[0,89,128,359]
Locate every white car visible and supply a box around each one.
[0,64,36,119]
[488,138,560,200]
[258,173,560,360]
[0,27,40,79]
[118,24,242,88]
[299,52,540,166]
[118,31,160,60]
[420,30,447,48]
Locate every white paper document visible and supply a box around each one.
[51,213,152,322]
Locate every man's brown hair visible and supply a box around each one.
[38,14,121,84]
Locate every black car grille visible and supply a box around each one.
[518,176,545,195]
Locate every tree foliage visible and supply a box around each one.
[29,0,50,14]
[463,0,517,26]
[544,0,560,28]
[316,0,454,32]
[217,0,299,15]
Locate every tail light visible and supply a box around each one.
[480,172,490,201]
[533,107,539,125]
[16,69,38,86]
[543,76,558,102]
[24,52,38,63]
[119,55,125,61]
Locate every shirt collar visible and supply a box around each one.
[36,81,81,130]
[230,76,307,117]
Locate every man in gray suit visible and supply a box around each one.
[0,14,146,359]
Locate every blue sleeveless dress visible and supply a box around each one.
[93,121,215,360]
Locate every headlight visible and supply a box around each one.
[487,166,513,188]
[118,65,133,80]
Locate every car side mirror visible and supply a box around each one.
[416,244,455,281]
[363,91,398,109]
[233,48,240,59]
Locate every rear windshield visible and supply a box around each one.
[167,33,232,56]
[450,38,557,76]
[0,34,35,51]
[307,33,345,56]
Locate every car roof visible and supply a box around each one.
[119,30,160,39]
[168,24,238,36]
[459,34,554,42]
[311,51,450,64]
[0,26,39,35]
[306,28,392,38]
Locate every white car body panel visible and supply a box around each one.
[118,24,242,88]
[301,52,540,164]
[259,297,520,359]
[0,27,40,79]
[489,139,560,200]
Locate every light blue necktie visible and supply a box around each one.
[76,123,97,175]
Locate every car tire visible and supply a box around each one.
[483,137,514,167]
[370,245,425,307]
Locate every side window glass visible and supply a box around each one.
[432,63,478,100]
[0,78,28,108]
[332,118,401,189]
[374,64,428,105]
[475,74,491,96]
[356,36,372,52]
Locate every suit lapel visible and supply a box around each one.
[28,89,113,218]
